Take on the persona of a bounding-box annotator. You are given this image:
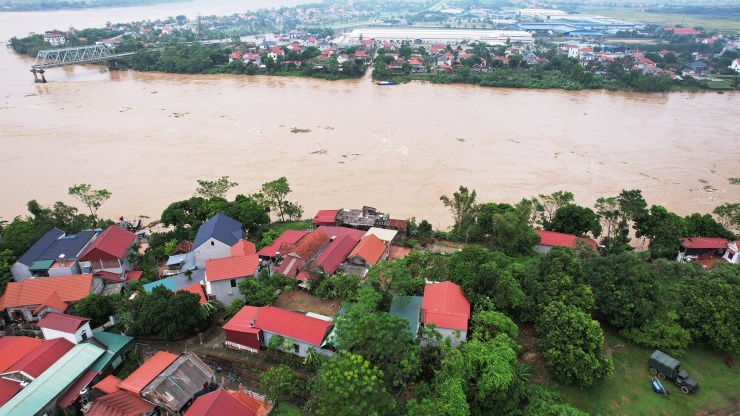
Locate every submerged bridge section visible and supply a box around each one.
[31,44,136,82]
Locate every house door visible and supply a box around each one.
[12,311,23,321]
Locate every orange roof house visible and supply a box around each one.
[118,351,178,395]
[347,234,387,267]
[0,273,101,322]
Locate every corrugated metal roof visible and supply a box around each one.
[313,235,360,275]
[222,306,261,334]
[230,240,256,257]
[193,214,243,250]
[57,369,98,407]
[363,227,398,243]
[348,234,386,266]
[206,255,259,282]
[3,338,75,379]
[86,390,156,416]
[185,388,256,416]
[80,226,137,261]
[142,353,215,412]
[536,230,597,250]
[311,209,339,226]
[38,230,97,260]
[254,306,333,346]
[88,332,134,373]
[390,296,423,340]
[0,274,94,309]
[16,228,64,266]
[256,230,306,258]
[0,343,106,416]
[421,282,470,332]
[37,312,90,333]
[0,336,43,373]
[680,237,728,249]
[0,379,21,408]
[29,259,55,271]
[92,374,122,394]
[118,351,178,395]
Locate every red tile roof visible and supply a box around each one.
[311,209,339,226]
[185,389,256,416]
[125,270,143,283]
[348,234,386,266]
[257,230,306,258]
[275,256,304,278]
[230,240,257,257]
[665,27,701,35]
[118,351,178,395]
[80,226,136,261]
[32,291,70,314]
[206,255,259,282]
[37,312,90,333]
[4,338,74,378]
[86,390,157,416]
[279,229,330,260]
[253,306,333,346]
[177,282,207,305]
[229,389,264,414]
[535,230,598,251]
[680,237,728,249]
[386,219,407,229]
[93,374,122,394]
[0,336,43,373]
[57,369,98,407]
[0,274,95,310]
[222,306,261,335]
[316,226,366,240]
[314,235,360,275]
[422,282,470,331]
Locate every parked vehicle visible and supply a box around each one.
[647,350,700,394]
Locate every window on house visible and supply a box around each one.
[211,241,215,246]
[81,331,88,340]
[293,343,300,354]
[230,279,237,288]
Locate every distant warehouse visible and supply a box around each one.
[343,27,533,45]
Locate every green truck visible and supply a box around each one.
[647,350,700,394]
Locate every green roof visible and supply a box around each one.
[29,259,55,271]
[0,343,105,416]
[389,295,423,340]
[88,332,134,373]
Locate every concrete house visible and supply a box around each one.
[253,306,334,358]
[534,230,598,254]
[38,312,93,344]
[140,353,216,416]
[205,254,259,306]
[79,226,138,276]
[731,58,740,73]
[723,240,740,264]
[192,214,244,269]
[10,228,97,281]
[223,306,262,353]
[0,273,103,322]
[421,281,470,347]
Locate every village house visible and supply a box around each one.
[140,353,216,416]
[274,228,331,278]
[731,58,740,73]
[723,240,740,264]
[10,228,97,281]
[43,32,66,45]
[0,273,103,322]
[0,343,106,416]
[296,233,360,281]
[79,226,138,276]
[83,390,156,416]
[534,230,598,253]
[256,229,306,261]
[192,214,244,268]
[344,233,388,273]
[185,387,271,416]
[205,242,259,306]
[38,312,92,345]
[421,281,470,347]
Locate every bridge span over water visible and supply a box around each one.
[31,44,136,82]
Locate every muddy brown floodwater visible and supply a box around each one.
[0,1,738,228]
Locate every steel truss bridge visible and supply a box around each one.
[30,44,137,83]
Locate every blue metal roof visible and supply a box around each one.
[16,228,64,266]
[38,230,97,260]
[390,295,423,340]
[143,270,205,293]
[192,213,243,249]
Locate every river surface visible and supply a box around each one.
[0,1,738,229]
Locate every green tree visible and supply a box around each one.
[259,177,297,222]
[549,204,602,238]
[128,286,205,340]
[470,310,519,342]
[535,302,614,387]
[68,183,112,226]
[260,364,299,407]
[0,219,39,258]
[74,293,118,328]
[537,190,574,227]
[621,311,692,355]
[684,212,734,239]
[0,249,15,297]
[440,186,478,236]
[713,202,740,231]
[636,205,687,259]
[309,353,395,416]
[225,298,245,317]
[195,176,238,199]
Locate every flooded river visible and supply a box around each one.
[0,1,737,228]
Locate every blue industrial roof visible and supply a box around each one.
[0,343,105,416]
[192,213,243,250]
[16,228,64,266]
[38,230,98,260]
[89,332,134,373]
[389,295,423,340]
[143,270,205,293]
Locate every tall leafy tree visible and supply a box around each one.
[684,212,734,239]
[549,204,602,238]
[535,302,614,387]
[74,293,118,328]
[260,364,300,408]
[440,185,478,236]
[536,190,574,228]
[635,205,687,259]
[258,177,300,222]
[309,353,395,416]
[195,176,238,199]
[712,202,740,232]
[68,183,112,226]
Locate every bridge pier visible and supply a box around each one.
[107,59,119,70]
[31,68,46,83]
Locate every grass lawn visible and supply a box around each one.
[555,328,739,415]
[270,220,311,234]
[578,6,740,34]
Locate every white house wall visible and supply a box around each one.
[261,331,325,358]
[40,323,92,345]
[194,238,232,268]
